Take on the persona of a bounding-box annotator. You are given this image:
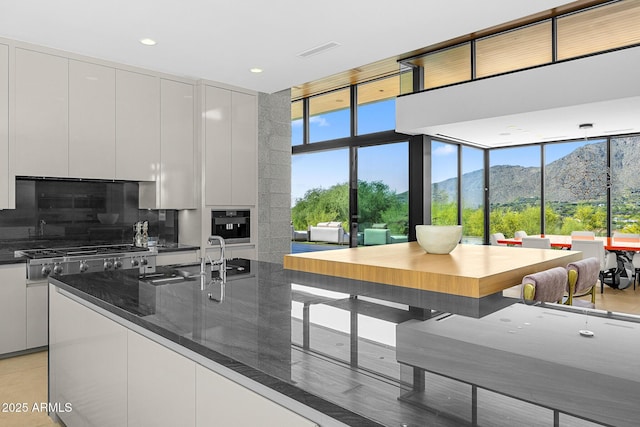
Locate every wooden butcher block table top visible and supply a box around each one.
[284,242,581,298]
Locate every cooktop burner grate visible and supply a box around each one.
[19,244,151,259]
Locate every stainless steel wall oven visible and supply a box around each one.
[211,210,250,243]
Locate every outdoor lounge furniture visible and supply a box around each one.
[364,223,390,245]
[308,221,348,244]
[291,225,308,241]
[364,228,390,245]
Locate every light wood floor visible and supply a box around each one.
[3,284,638,427]
[0,351,59,427]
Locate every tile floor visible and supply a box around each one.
[2,284,639,427]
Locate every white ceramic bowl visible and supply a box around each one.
[415,225,462,254]
[97,213,119,225]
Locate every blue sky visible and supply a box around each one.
[291,99,408,206]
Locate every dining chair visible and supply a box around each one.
[612,232,640,240]
[565,257,599,308]
[570,239,617,293]
[521,236,551,249]
[514,230,527,238]
[490,233,506,246]
[570,230,595,239]
[631,252,640,291]
[522,267,567,303]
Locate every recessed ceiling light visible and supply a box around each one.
[139,38,157,46]
[250,68,263,73]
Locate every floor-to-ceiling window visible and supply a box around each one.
[431,140,459,225]
[611,135,640,234]
[544,139,607,236]
[489,145,541,237]
[461,146,485,243]
[292,70,410,252]
[291,149,349,244]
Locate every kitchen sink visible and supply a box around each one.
[140,258,251,285]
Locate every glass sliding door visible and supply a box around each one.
[291,149,349,251]
[357,142,409,246]
[489,145,541,237]
[431,140,459,225]
[544,139,607,236]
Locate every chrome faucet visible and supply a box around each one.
[38,219,46,237]
[205,235,226,282]
[198,235,226,302]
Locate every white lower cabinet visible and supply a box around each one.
[127,330,196,427]
[196,364,317,427]
[49,285,318,427]
[0,264,26,354]
[26,282,48,348]
[49,286,127,427]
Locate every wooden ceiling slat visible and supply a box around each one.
[476,21,552,78]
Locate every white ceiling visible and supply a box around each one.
[425,97,640,148]
[0,0,571,94]
[395,44,640,148]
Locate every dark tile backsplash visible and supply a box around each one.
[0,178,178,246]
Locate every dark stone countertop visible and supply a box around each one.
[154,243,199,253]
[0,252,27,265]
[0,239,196,265]
[50,259,493,427]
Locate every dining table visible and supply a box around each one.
[497,234,640,251]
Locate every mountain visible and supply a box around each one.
[433,137,640,207]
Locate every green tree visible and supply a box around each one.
[357,180,407,234]
[291,180,408,236]
[462,207,484,238]
[291,183,349,230]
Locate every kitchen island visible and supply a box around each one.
[49,258,610,427]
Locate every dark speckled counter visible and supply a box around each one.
[0,252,26,265]
[50,260,485,426]
[55,259,600,426]
[154,243,199,253]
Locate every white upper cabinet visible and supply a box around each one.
[159,78,195,208]
[230,91,257,206]
[204,86,257,206]
[69,60,116,179]
[14,48,69,177]
[115,69,160,182]
[205,86,232,205]
[0,43,8,209]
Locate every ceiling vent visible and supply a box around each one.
[297,41,341,58]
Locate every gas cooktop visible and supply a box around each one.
[18,244,151,259]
